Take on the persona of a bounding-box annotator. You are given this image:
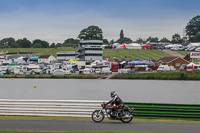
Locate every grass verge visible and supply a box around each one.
[0,116,199,123]
[0,131,154,133]
[0,74,104,79]
[111,71,200,80]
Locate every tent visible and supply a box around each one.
[125,43,141,49]
[143,44,153,49]
[69,59,78,62]
[128,60,142,65]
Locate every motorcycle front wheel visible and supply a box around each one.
[91,110,104,123]
[120,111,133,123]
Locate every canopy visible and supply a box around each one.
[128,60,154,66]
[69,59,78,62]
[125,43,141,49]
[143,44,153,49]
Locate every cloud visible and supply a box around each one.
[0,0,198,43]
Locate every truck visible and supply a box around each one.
[110,62,119,72]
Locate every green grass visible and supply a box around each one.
[111,71,200,80]
[0,128,150,133]
[0,47,74,57]
[0,48,170,61]
[176,51,190,56]
[103,49,170,61]
[0,115,199,123]
[0,74,104,79]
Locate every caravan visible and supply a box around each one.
[186,63,200,71]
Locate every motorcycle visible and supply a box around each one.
[91,102,134,123]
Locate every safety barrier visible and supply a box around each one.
[0,99,200,120]
[125,102,200,120]
[0,99,102,117]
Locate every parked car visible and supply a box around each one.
[53,69,65,75]
[95,68,102,74]
[128,68,138,73]
[179,64,186,71]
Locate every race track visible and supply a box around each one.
[0,119,199,133]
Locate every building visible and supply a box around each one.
[156,56,190,70]
[38,55,57,64]
[76,40,103,61]
[57,51,76,62]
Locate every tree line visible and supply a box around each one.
[0,15,200,48]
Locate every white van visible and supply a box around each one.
[157,65,176,72]
[101,67,112,74]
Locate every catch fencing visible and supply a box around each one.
[0,99,200,120]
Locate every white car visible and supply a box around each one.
[95,68,102,74]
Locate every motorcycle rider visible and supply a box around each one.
[105,91,124,117]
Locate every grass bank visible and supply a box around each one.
[0,48,170,60]
[0,74,104,79]
[111,71,200,80]
[103,49,170,60]
[0,47,74,57]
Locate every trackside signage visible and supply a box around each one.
[190,52,200,58]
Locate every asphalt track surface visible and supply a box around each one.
[0,119,200,133]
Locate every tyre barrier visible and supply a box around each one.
[126,102,200,120]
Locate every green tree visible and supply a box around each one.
[64,38,80,44]
[16,38,31,48]
[185,15,200,41]
[56,43,62,47]
[193,32,200,42]
[50,43,56,48]
[171,33,181,44]
[32,39,49,48]
[116,30,132,44]
[146,36,159,42]
[137,38,143,42]
[160,37,170,42]
[10,42,19,48]
[120,30,124,39]
[110,39,114,44]
[32,43,42,48]
[103,39,109,45]
[0,37,15,47]
[78,25,103,40]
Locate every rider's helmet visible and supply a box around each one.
[110,91,116,98]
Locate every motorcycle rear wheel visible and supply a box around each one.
[120,111,133,123]
[92,110,104,123]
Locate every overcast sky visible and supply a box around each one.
[0,0,199,43]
